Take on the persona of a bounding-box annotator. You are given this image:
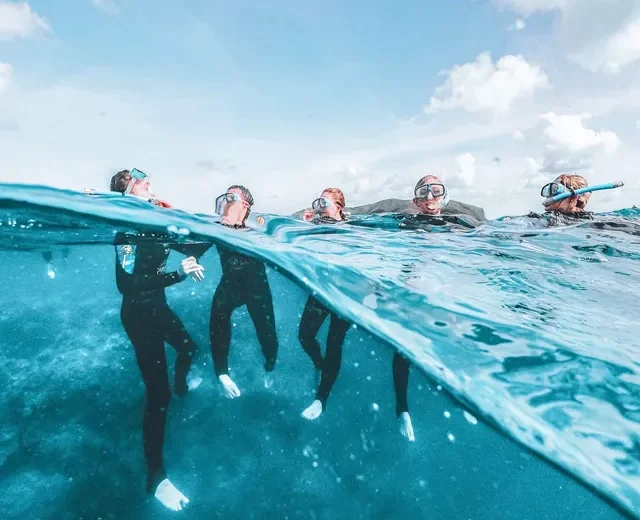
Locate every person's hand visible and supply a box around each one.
[255,216,265,227]
[303,209,314,222]
[179,257,205,282]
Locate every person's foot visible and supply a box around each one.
[399,411,415,442]
[46,263,56,280]
[301,400,323,420]
[219,374,241,399]
[187,375,203,392]
[264,372,274,389]
[175,375,203,396]
[154,478,189,511]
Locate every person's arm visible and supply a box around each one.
[115,244,187,293]
[170,241,213,260]
[114,233,205,293]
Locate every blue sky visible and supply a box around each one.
[1,0,639,216]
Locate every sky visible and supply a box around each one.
[0,0,639,218]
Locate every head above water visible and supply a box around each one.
[413,175,447,215]
[544,174,591,214]
[220,185,254,226]
[314,188,347,221]
[109,168,153,198]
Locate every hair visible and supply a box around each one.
[322,187,347,220]
[554,174,590,210]
[110,170,131,193]
[227,185,254,224]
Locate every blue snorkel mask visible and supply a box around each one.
[414,182,450,208]
[541,181,624,207]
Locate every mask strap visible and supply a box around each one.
[124,178,137,194]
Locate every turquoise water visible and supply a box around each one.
[0,184,638,519]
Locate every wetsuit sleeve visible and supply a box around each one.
[170,242,213,260]
[114,242,186,295]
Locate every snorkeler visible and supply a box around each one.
[502,174,624,228]
[299,189,352,420]
[299,188,415,440]
[412,175,449,216]
[533,174,594,222]
[209,185,279,399]
[111,168,207,512]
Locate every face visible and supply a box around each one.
[545,192,591,214]
[221,188,249,225]
[319,191,343,220]
[130,178,154,197]
[413,176,444,215]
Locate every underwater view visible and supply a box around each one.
[0,184,638,519]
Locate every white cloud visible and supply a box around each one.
[566,8,640,73]
[495,0,640,73]
[508,18,527,30]
[454,153,477,186]
[541,113,619,154]
[513,130,525,140]
[426,52,549,114]
[0,1,49,40]
[540,112,620,173]
[0,62,12,95]
[90,0,119,15]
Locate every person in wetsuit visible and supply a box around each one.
[299,188,353,420]
[299,188,415,440]
[392,174,456,442]
[210,185,279,399]
[111,169,206,512]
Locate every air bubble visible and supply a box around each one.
[463,411,478,425]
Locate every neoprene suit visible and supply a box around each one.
[115,233,207,493]
[209,241,278,377]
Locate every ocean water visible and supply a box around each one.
[0,184,638,520]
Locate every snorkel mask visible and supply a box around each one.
[215,192,250,215]
[541,181,624,207]
[311,197,335,213]
[414,182,450,208]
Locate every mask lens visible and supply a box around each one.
[431,184,445,197]
[312,197,331,212]
[542,183,563,198]
[215,193,242,214]
[415,186,429,199]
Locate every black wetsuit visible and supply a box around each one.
[114,233,207,493]
[299,216,412,415]
[297,216,352,408]
[526,211,594,226]
[209,227,278,378]
[398,213,478,231]
[299,295,351,407]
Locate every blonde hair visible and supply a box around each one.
[322,188,347,220]
[554,174,590,210]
